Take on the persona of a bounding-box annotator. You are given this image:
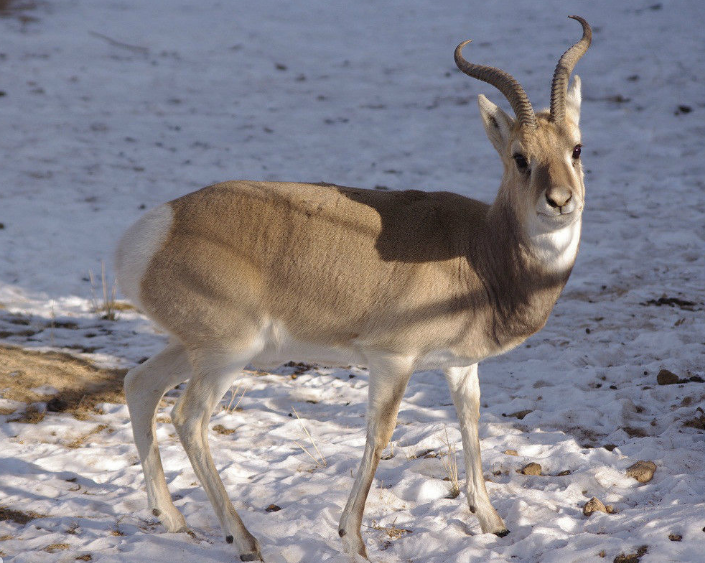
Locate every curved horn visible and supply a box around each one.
[550,15,592,122]
[455,40,537,129]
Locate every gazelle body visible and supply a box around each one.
[117,17,591,561]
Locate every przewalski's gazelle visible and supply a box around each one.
[117,16,591,561]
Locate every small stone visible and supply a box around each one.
[657,369,679,385]
[626,460,657,483]
[668,533,682,542]
[614,545,648,563]
[46,397,69,412]
[504,449,518,456]
[265,504,281,512]
[676,104,692,114]
[582,497,608,516]
[508,409,533,420]
[520,462,542,476]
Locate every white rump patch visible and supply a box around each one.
[115,204,174,309]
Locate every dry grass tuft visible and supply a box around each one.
[292,407,327,468]
[370,518,412,550]
[0,345,126,419]
[440,426,461,499]
[66,424,110,449]
[89,261,128,320]
[0,506,45,525]
[44,543,70,553]
[224,383,246,412]
[8,404,45,424]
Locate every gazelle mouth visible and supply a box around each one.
[536,208,582,226]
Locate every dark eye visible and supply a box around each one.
[572,144,582,159]
[513,153,529,172]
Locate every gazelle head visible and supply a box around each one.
[455,16,591,239]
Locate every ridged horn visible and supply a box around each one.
[455,40,537,129]
[550,16,592,122]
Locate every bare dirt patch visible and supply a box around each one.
[0,345,126,418]
[0,0,39,22]
[0,506,45,525]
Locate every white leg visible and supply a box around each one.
[124,342,191,533]
[339,353,414,559]
[171,346,263,562]
[444,365,508,536]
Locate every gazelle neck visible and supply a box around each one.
[473,197,579,348]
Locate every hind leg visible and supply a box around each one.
[171,345,264,561]
[124,342,191,532]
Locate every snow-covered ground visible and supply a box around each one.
[1,0,704,561]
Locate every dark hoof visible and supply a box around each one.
[240,552,263,562]
[494,529,510,538]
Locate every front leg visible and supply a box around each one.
[444,365,508,536]
[339,353,414,559]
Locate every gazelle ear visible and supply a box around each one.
[478,94,515,155]
[565,75,582,125]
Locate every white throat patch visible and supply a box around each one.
[529,219,581,273]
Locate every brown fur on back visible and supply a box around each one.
[141,181,496,354]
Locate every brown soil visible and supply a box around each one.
[0,345,126,418]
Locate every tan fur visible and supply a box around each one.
[140,166,577,361]
[117,24,588,562]
[143,183,491,358]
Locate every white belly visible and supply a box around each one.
[249,321,479,372]
[249,321,363,369]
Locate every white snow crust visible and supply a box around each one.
[0,1,704,561]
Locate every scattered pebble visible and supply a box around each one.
[656,369,679,385]
[626,460,657,483]
[684,408,705,430]
[582,497,614,516]
[520,462,542,476]
[46,397,69,412]
[668,533,682,542]
[675,104,692,115]
[265,504,281,512]
[614,545,648,563]
[506,409,533,420]
[504,449,518,456]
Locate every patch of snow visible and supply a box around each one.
[1,0,704,562]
